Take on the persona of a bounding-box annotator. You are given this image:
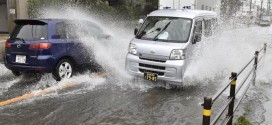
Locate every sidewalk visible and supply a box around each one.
[0,34,9,42]
[0,34,7,63]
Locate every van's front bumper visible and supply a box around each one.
[125,53,185,85]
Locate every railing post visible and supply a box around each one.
[253,51,259,86]
[254,51,259,69]
[227,72,237,125]
[264,43,267,53]
[202,97,212,125]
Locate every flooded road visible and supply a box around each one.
[0,81,221,125]
[0,72,221,125]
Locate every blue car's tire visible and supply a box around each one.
[12,70,22,77]
[53,59,74,81]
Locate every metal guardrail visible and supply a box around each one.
[202,43,267,125]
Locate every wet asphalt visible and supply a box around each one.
[0,72,223,125]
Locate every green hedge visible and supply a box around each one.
[27,0,158,19]
[234,116,252,125]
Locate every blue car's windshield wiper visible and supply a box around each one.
[153,21,172,41]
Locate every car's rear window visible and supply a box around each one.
[10,24,48,41]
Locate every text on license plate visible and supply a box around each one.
[144,73,158,82]
[15,55,26,63]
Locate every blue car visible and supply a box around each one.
[4,19,105,81]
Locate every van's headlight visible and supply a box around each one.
[170,49,185,60]
[128,43,137,55]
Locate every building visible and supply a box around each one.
[197,0,218,11]
[0,0,29,34]
[159,0,219,11]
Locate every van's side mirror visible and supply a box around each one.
[196,34,202,42]
[193,33,202,44]
[134,19,144,35]
[138,19,144,24]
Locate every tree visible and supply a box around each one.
[220,0,243,17]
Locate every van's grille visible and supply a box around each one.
[139,63,165,70]
[139,57,166,63]
[139,69,164,76]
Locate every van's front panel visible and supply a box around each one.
[125,16,194,85]
[125,39,188,85]
[126,53,185,84]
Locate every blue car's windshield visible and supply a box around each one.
[136,17,192,43]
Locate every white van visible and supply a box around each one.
[125,9,217,86]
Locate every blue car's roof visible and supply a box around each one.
[14,19,94,25]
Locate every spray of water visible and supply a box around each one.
[184,25,272,86]
[30,6,158,90]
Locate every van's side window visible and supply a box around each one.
[193,20,203,43]
[195,20,202,35]
[204,19,212,37]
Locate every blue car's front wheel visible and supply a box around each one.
[53,59,74,81]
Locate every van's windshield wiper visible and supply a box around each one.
[136,22,150,39]
[14,38,26,43]
[153,21,172,41]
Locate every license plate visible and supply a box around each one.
[15,55,26,63]
[144,73,158,82]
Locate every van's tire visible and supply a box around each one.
[53,59,74,81]
[12,71,22,77]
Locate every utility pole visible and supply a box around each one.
[194,0,197,9]
[250,0,252,12]
[261,0,263,18]
[241,0,243,12]
[268,0,271,15]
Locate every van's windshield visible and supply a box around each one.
[136,17,192,43]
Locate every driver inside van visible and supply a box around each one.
[145,20,171,39]
[144,19,191,41]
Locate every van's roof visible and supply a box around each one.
[148,9,217,19]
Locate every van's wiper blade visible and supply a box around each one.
[136,22,150,39]
[153,21,172,41]
[14,38,26,43]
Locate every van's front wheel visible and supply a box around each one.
[53,59,74,81]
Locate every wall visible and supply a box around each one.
[16,0,28,19]
[159,0,219,11]
[196,0,218,11]
[7,0,29,33]
[159,0,195,9]
[0,3,8,33]
[0,42,4,62]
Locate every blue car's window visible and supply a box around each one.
[55,22,66,39]
[10,24,48,40]
[54,21,105,40]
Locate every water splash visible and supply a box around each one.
[184,26,271,85]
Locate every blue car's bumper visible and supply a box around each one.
[4,55,57,73]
